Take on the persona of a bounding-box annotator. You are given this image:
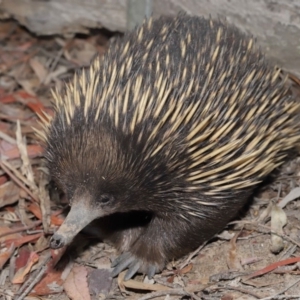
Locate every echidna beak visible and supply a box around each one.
[50,201,99,249]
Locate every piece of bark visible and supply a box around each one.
[1,0,299,76]
[152,0,300,77]
[0,0,127,35]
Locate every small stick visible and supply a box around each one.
[138,289,201,300]
[14,252,51,300]
[0,159,39,203]
[260,277,300,300]
[14,265,48,300]
[0,220,42,239]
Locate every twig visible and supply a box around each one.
[1,158,34,189]
[288,71,300,86]
[37,47,74,67]
[16,120,37,191]
[260,296,300,300]
[260,277,300,300]
[230,220,300,248]
[179,242,207,270]
[0,220,42,239]
[48,48,65,73]
[38,171,51,233]
[14,252,51,300]
[154,278,179,289]
[212,285,261,299]
[14,265,47,300]
[0,288,14,298]
[0,131,17,145]
[138,289,201,300]
[0,159,39,203]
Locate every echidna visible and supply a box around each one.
[38,13,300,280]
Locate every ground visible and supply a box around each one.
[0,20,300,300]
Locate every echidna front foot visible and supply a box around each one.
[111,252,162,280]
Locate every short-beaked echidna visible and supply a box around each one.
[38,14,300,280]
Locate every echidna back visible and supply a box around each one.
[46,14,300,208]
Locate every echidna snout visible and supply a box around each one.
[50,187,117,250]
[41,13,300,280]
[50,197,102,249]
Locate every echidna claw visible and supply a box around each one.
[111,252,128,268]
[110,253,135,277]
[111,252,159,280]
[124,261,141,280]
[147,265,156,279]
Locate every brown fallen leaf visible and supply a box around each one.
[167,264,193,283]
[16,90,50,117]
[15,247,32,270]
[0,226,22,243]
[0,140,43,160]
[245,256,300,280]
[88,269,113,296]
[32,266,64,295]
[0,176,8,185]
[0,94,16,104]
[33,249,72,295]
[278,187,300,208]
[17,79,38,96]
[227,230,243,271]
[29,58,48,83]
[0,103,33,120]
[64,265,91,300]
[0,181,20,208]
[0,243,15,269]
[4,232,43,248]
[12,251,39,284]
[270,204,287,253]
[27,203,64,226]
[34,235,49,252]
[117,271,170,292]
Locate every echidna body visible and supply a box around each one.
[41,14,300,280]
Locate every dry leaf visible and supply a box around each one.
[0,175,8,185]
[5,232,43,248]
[17,79,38,96]
[278,187,300,208]
[33,268,64,295]
[27,202,64,226]
[29,58,48,83]
[0,226,22,243]
[44,65,68,85]
[64,265,91,300]
[34,235,49,252]
[0,139,43,160]
[33,251,72,295]
[0,181,20,208]
[270,204,287,253]
[245,256,300,280]
[12,251,39,284]
[122,279,171,291]
[0,243,15,269]
[15,247,31,270]
[1,103,33,119]
[16,120,36,187]
[227,231,243,271]
[88,269,113,296]
[117,271,170,292]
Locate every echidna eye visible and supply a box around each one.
[99,194,112,204]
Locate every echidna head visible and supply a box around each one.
[45,114,152,249]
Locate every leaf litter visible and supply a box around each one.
[0,18,300,300]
